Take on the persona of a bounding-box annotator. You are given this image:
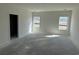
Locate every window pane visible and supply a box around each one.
[59,26,67,30]
[33,16,40,32]
[33,24,40,27]
[59,16,69,25]
[33,17,40,23]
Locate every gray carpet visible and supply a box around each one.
[0,34,79,55]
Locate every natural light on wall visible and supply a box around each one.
[59,16,69,30]
[29,21,32,33]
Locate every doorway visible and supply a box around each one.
[9,14,18,39]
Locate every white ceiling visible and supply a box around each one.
[0,3,79,12]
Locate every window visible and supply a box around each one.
[59,16,69,30]
[32,16,40,32]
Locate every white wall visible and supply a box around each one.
[8,7,32,38]
[0,6,32,47]
[33,11,72,35]
[71,8,79,49]
[0,7,10,47]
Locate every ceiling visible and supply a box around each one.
[0,3,79,12]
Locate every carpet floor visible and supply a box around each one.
[0,34,79,55]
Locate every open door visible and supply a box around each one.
[9,14,18,39]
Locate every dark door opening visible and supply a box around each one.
[9,14,18,39]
